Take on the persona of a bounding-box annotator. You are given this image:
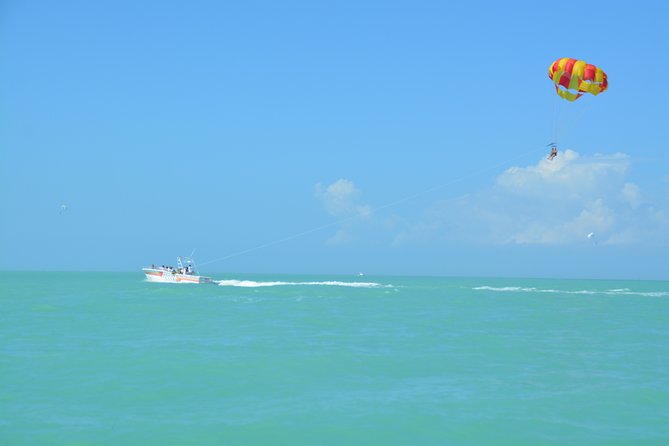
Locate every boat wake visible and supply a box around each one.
[472,286,669,297]
[216,279,391,289]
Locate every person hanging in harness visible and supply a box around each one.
[547,144,558,161]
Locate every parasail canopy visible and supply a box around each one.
[548,58,608,101]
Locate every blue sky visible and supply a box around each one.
[1,0,668,279]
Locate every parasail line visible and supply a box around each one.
[198,145,546,267]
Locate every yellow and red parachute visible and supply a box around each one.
[548,58,608,101]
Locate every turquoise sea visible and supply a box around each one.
[1,272,668,445]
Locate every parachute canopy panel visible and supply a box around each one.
[548,57,608,101]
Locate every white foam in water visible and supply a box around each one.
[472,286,669,297]
[216,279,391,288]
[473,286,535,292]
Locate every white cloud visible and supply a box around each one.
[316,151,669,248]
[393,149,669,247]
[314,179,372,244]
[619,182,642,208]
[314,179,372,218]
[508,199,615,245]
[496,150,629,201]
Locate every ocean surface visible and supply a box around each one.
[1,272,668,445]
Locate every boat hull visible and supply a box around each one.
[142,268,213,284]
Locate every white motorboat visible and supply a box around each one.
[142,256,213,284]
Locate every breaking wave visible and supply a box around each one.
[216,279,392,288]
[472,286,669,297]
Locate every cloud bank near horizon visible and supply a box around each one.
[318,150,669,247]
[397,149,669,246]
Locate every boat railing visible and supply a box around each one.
[147,258,200,276]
